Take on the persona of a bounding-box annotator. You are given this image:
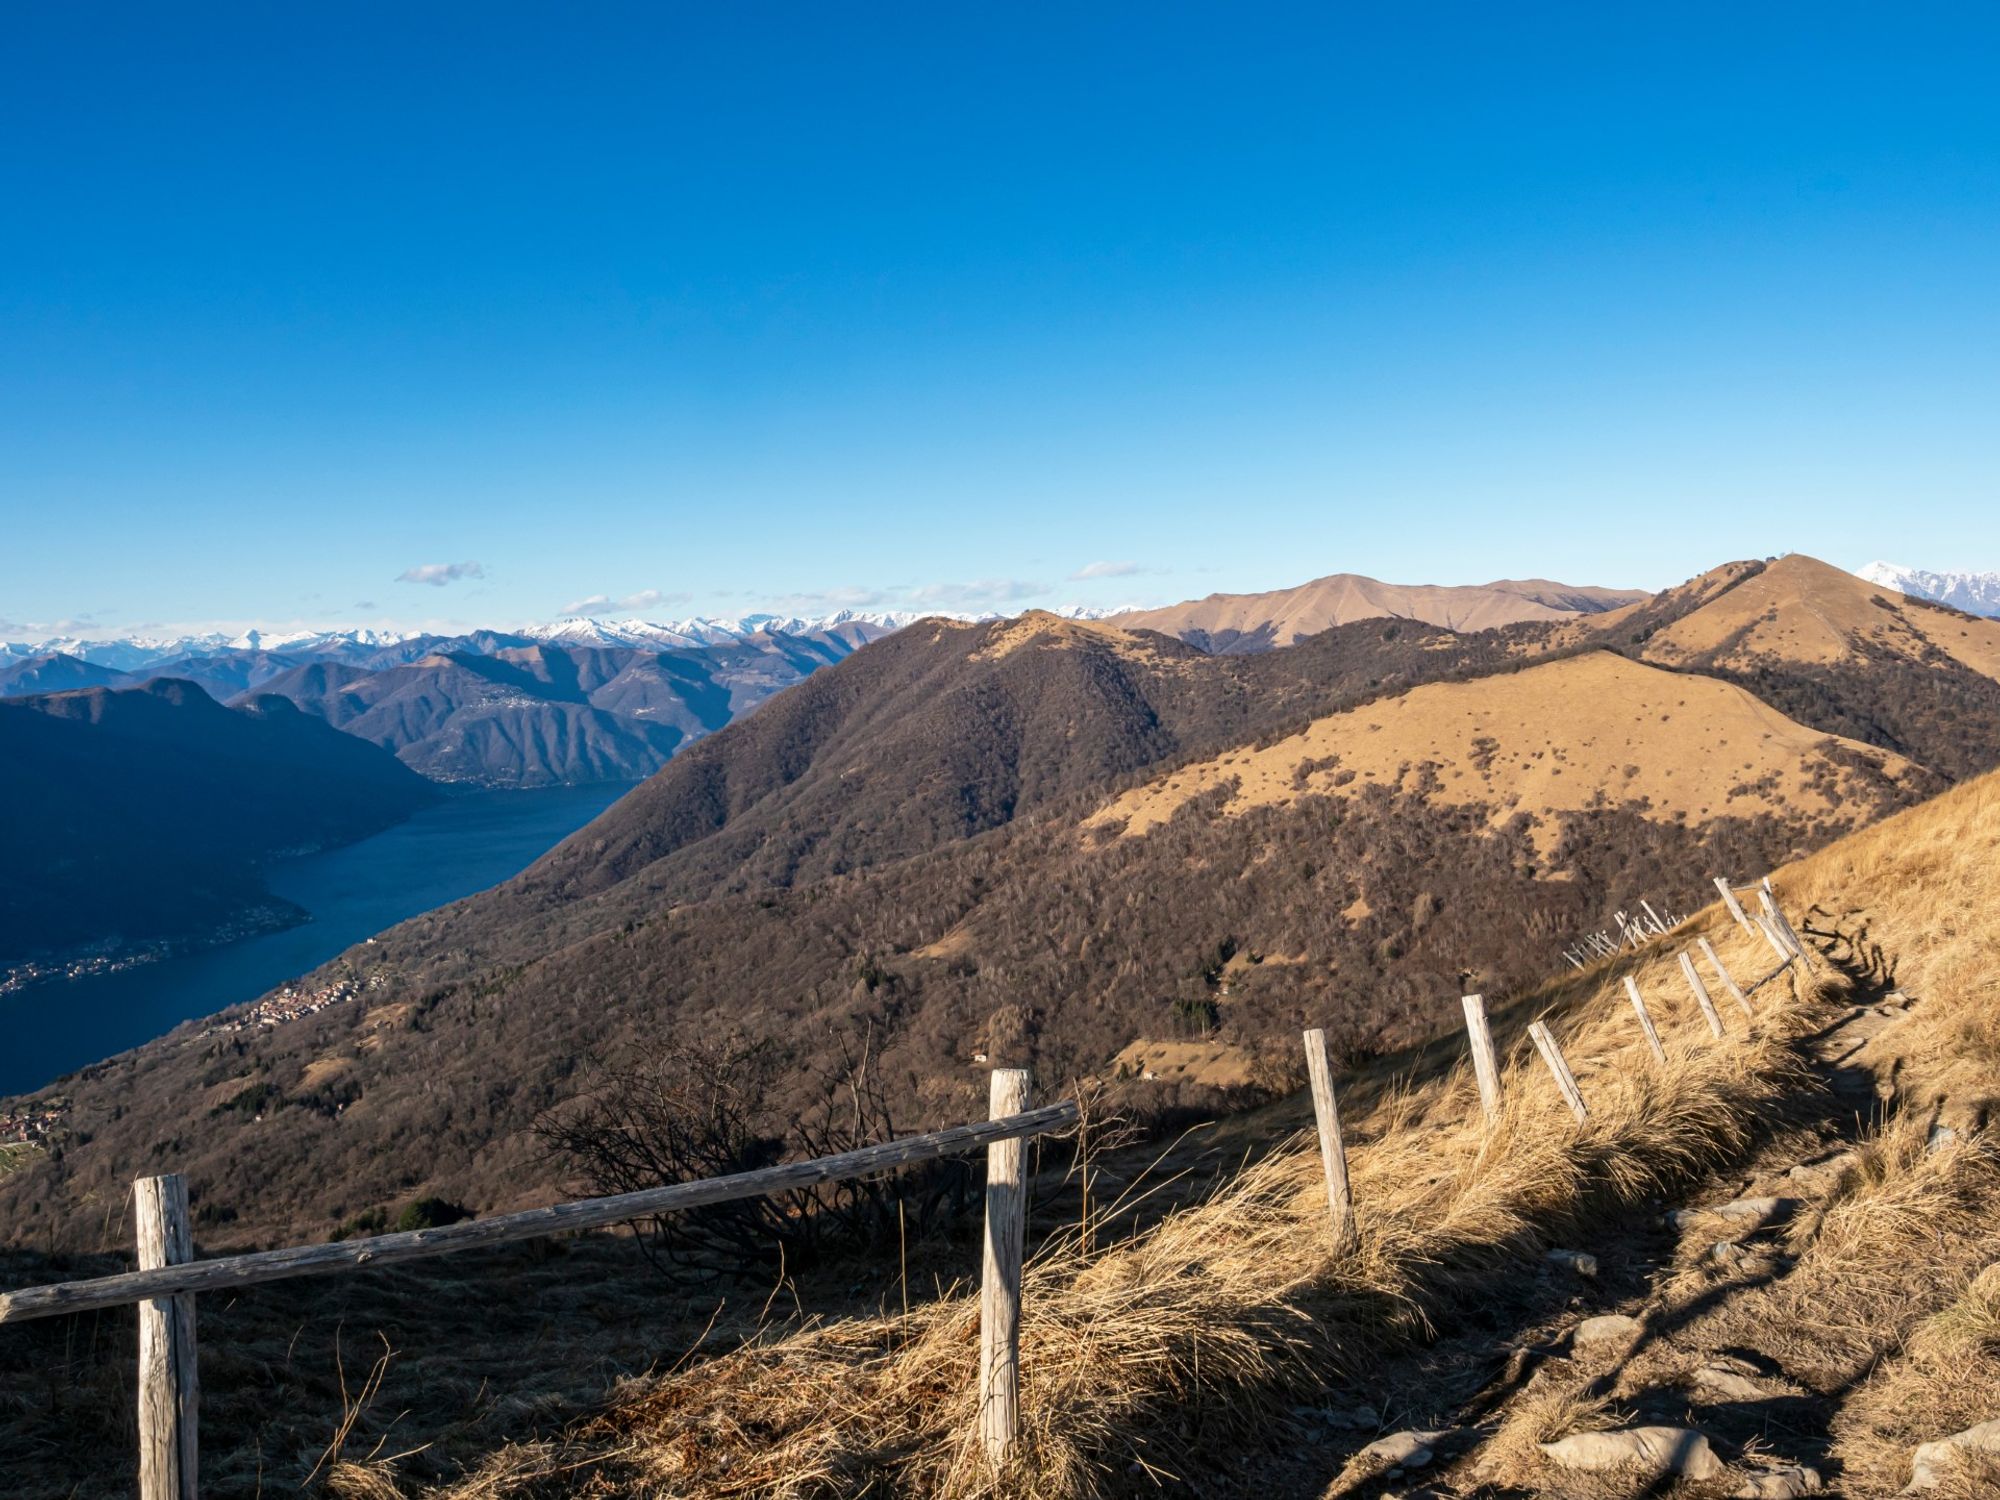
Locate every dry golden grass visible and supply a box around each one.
[1770,772,2000,1493]
[1641,553,2000,682]
[1437,771,2000,1497]
[1473,1383,1629,1493]
[1083,650,1922,846]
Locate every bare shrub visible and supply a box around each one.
[534,1028,973,1272]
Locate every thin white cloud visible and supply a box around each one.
[907,578,1049,608]
[764,584,894,613]
[558,587,696,617]
[1069,560,1147,580]
[0,616,100,639]
[397,561,486,587]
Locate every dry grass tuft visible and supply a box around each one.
[1911,1263,2000,1363]
[1477,1381,1629,1491]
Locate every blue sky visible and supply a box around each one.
[3,4,1997,637]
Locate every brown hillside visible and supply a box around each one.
[1544,558,1768,645]
[1111,572,1647,653]
[1537,554,2000,783]
[1640,552,2000,681]
[1087,650,1932,849]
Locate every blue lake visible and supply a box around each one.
[1,783,630,1096]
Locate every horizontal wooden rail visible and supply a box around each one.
[1743,952,1797,996]
[0,1101,1078,1326]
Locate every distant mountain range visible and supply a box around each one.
[1854,561,2000,618]
[0,609,1098,670]
[0,585,1643,783]
[0,617,927,786]
[248,632,881,786]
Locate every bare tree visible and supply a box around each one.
[535,1027,972,1272]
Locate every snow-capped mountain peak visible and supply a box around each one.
[3,605,1134,669]
[1855,562,2000,618]
[509,606,1123,649]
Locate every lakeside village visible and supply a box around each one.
[0,1099,67,1153]
[0,905,299,999]
[208,970,389,1035]
[1,971,389,1152]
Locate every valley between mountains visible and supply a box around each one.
[4,553,1997,1253]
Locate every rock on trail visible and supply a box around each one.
[1540,1425,1726,1479]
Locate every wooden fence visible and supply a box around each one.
[0,1073,1077,1498]
[0,871,1809,1498]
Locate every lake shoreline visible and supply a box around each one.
[0,782,632,1098]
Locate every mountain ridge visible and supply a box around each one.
[1109,572,1649,652]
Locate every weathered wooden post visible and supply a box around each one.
[1697,937,1754,1020]
[1758,887,1807,960]
[1622,975,1667,1065]
[979,1068,1030,1468]
[1679,951,1726,1038]
[135,1173,197,1500]
[1301,1029,1357,1251]
[1526,1021,1588,1123]
[1712,876,1751,930]
[1462,995,1502,1125]
[1755,913,1794,965]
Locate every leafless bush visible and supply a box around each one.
[535,1028,973,1272]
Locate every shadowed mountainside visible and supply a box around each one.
[0,680,437,967]
[0,651,133,697]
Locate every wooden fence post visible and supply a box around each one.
[135,1173,197,1500]
[1755,913,1794,965]
[1462,995,1502,1126]
[1301,1029,1357,1252]
[1758,887,1807,960]
[1697,937,1754,1020]
[1712,875,1751,930]
[1622,976,1667,1065]
[1679,951,1726,1038]
[979,1069,1030,1468]
[1526,1022,1588,1123]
